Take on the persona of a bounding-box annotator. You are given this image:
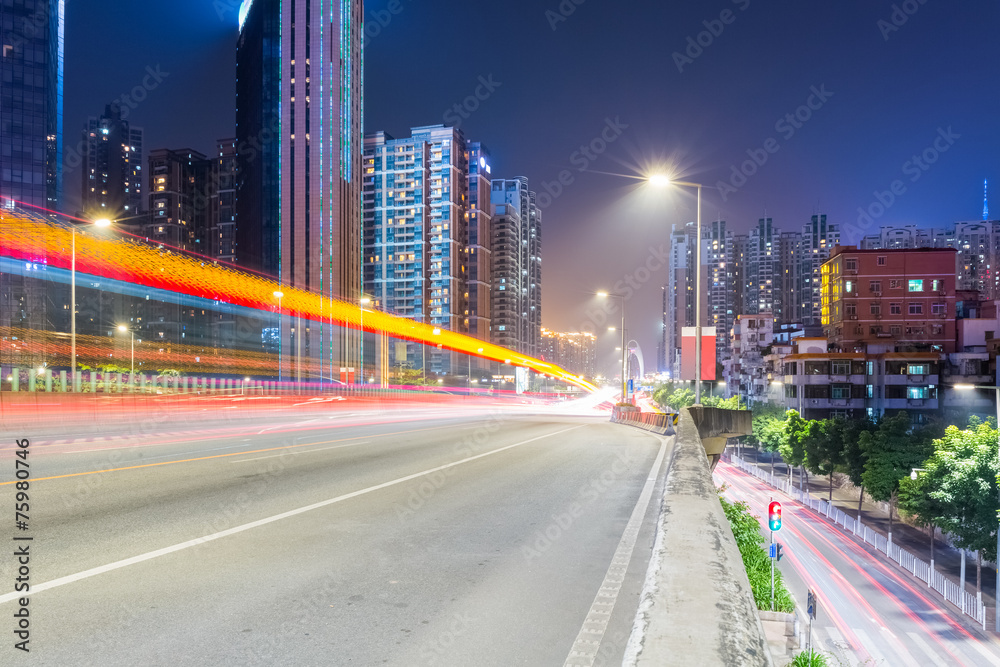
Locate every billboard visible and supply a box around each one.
[680,327,716,381]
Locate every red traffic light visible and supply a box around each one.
[768,501,782,531]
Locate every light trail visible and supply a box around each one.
[0,204,595,391]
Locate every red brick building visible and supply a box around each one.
[821,246,958,353]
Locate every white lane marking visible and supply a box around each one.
[0,425,583,606]
[905,631,950,667]
[877,625,921,667]
[232,442,371,463]
[853,629,891,667]
[563,438,668,667]
[965,635,1000,666]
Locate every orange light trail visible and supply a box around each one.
[0,208,596,391]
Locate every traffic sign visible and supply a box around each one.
[768,501,782,531]
[807,590,818,619]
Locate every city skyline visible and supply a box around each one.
[47,0,1000,358]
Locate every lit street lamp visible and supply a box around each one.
[953,382,1000,631]
[648,175,707,404]
[598,292,627,403]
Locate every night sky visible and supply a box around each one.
[64,0,1000,373]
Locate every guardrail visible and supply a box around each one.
[728,454,987,629]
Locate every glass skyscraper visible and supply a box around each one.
[235,0,364,383]
[0,0,64,208]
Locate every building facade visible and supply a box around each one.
[821,246,958,354]
[465,141,492,344]
[236,0,365,382]
[0,0,63,208]
[81,104,143,219]
[490,179,525,353]
[144,148,211,252]
[540,328,595,379]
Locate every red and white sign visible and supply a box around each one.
[680,326,716,381]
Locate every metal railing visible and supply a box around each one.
[727,454,987,629]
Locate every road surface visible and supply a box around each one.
[1,411,668,666]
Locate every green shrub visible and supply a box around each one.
[786,650,829,667]
[720,495,795,613]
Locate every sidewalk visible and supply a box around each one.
[734,446,999,633]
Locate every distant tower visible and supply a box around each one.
[985,179,990,221]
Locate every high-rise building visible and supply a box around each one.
[363,125,469,373]
[81,104,143,218]
[540,328,595,379]
[465,141,493,344]
[798,214,839,324]
[706,219,734,361]
[236,0,364,381]
[0,1,64,355]
[526,190,542,359]
[746,217,779,316]
[0,0,63,208]
[144,148,211,252]
[490,179,525,353]
[490,177,542,356]
[211,139,238,263]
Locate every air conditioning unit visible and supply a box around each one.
[848,314,858,320]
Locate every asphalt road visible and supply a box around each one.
[717,460,1000,667]
[0,410,668,666]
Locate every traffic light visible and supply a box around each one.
[776,543,784,562]
[768,501,782,531]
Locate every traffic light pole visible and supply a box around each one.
[770,496,775,612]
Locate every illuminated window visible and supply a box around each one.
[908,279,924,292]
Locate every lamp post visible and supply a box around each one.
[598,292,627,403]
[648,176,705,404]
[273,291,284,384]
[953,382,1000,630]
[116,325,135,375]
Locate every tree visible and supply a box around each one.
[780,410,809,488]
[702,395,746,410]
[898,470,945,571]
[860,413,934,540]
[753,413,787,473]
[841,416,877,518]
[919,422,1000,594]
[666,388,695,410]
[805,418,846,501]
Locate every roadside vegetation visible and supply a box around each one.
[737,402,1000,597]
[718,487,794,613]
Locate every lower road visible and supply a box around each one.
[717,460,1000,667]
[1,411,667,666]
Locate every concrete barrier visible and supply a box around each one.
[623,406,773,667]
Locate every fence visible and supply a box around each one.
[728,454,987,629]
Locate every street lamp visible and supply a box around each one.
[953,382,1000,631]
[648,175,706,404]
[116,325,135,375]
[273,291,284,383]
[598,292,627,403]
